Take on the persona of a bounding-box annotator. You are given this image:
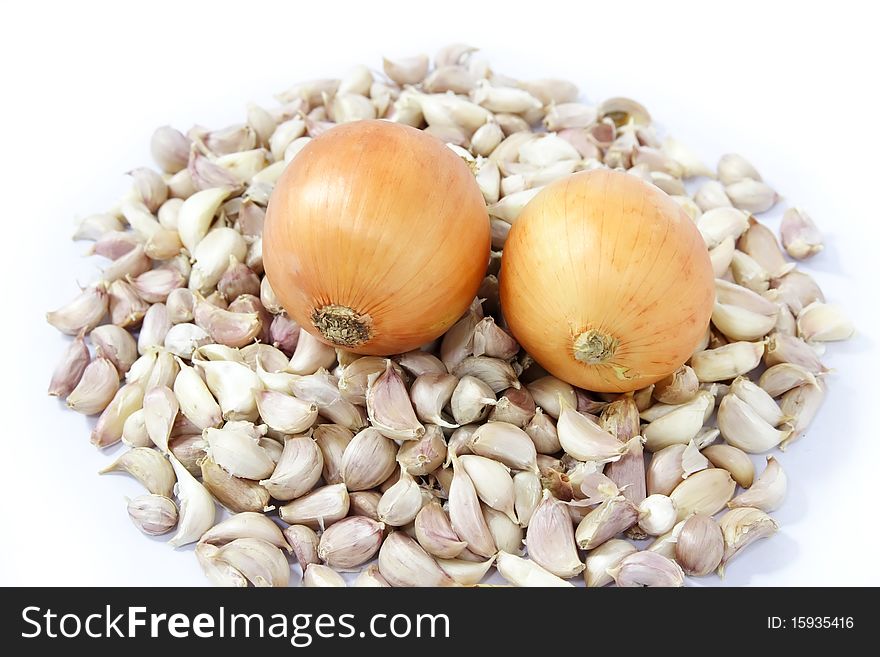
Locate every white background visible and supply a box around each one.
[2,0,879,586]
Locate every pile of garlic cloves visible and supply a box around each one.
[47,44,853,587]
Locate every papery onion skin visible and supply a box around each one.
[264,120,490,356]
[500,169,714,393]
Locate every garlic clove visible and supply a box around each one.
[730,250,771,292]
[168,454,216,548]
[366,360,425,440]
[377,531,456,587]
[352,564,391,587]
[495,551,573,587]
[396,350,447,378]
[796,302,855,342]
[195,358,261,422]
[669,467,736,520]
[513,470,542,528]
[690,340,765,383]
[642,390,713,451]
[459,454,517,522]
[780,207,823,259]
[582,539,638,588]
[177,187,231,253]
[523,407,561,454]
[525,490,583,578]
[526,376,577,419]
[637,494,678,536]
[646,444,687,497]
[779,380,825,449]
[674,514,724,576]
[200,456,272,513]
[738,218,793,279]
[173,360,222,430]
[214,538,289,587]
[608,550,684,587]
[314,424,354,485]
[255,390,318,434]
[127,494,178,536]
[557,395,628,463]
[302,563,346,587]
[452,356,520,393]
[717,392,790,453]
[729,456,787,512]
[414,500,467,559]
[142,385,178,453]
[99,447,176,498]
[90,382,144,448]
[450,375,495,425]
[764,332,827,374]
[448,456,496,558]
[260,436,324,501]
[46,284,109,335]
[483,506,523,554]
[66,358,119,415]
[717,507,779,575]
[382,54,429,86]
[574,495,639,550]
[283,525,320,571]
[652,365,699,405]
[377,466,426,527]
[397,424,447,476]
[278,483,350,530]
[200,511,290,552]
[202,424,275,480]
[696,207,750,248]
[725,179,778,213]
[340,427,398,492]
[409,372,459,428]
[317,516,385,570]
[468,421,538,473]
[730,376,787,426]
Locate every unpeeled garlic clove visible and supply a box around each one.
[278,483,350,530]
[709,235,735,278]
[459,454,517,522]
[718,392,790,453]
[414,500,467,559]
[397,424,447,476]
[468,421,538,473]
[396,350,447,378]
[163,323,210,359]
[102,244,151,283]
[731,250,770,292]
[382,54,429,86]
[717,153,762,185]
[495,551,573,587]
[526,376,576,419]
[448,456,496,558]
[108,279,149,328]
[377,466,425,527]
[771,270,825,315]
[738,218,794,279]
[646,444,686,496]
[203,424,275,480]
[574,495,639,550]
[729,456,786,512]
[200,456,271,513]
[409,373,459,428]
[166,288,195,324]
[523,407,560,454]
[725,179,778,213]
[764,332,827,374]
[582,539,637,588]
[74,212,125,241]
[317,516,384,571]
[674,514,724,576]
[337,356,392,404]
[151,125,191,173]
[168,454,216,548]
[195,358,261,421]
[122,408,152,447]
[91,381,144,448]
[557,395,628,462]
[450,375,495,425]
[340,427,398,492]
[137,303,172,355]
[173,360,222,430]
[127,494,178,536]
[669,467,736,520]
[730,376,787,426]
[366,360,425,440]
[691,340,765,383]
[378,531,456,587]
[696,207,750,249]
[313,424,353,485]
[302,563,346,588]
[525,490,583,578]
[646,518,687,559]
[213,538,289,587]
[100,446,176,498]
[66,358,119,415]
[353,564,391,587]
[200,511,290,552]
[260,436,323,501]
[255,390,317,434]
[642,390,713,451]
[780,207,823,259]
[652,365,699,404]
[46,284,109,335]
[452,356,520,393]
[283,525,320,570]
[779,379,825,449]
[176,187,231,253]
[195,543,246,587]
[609,550,684,587]
[638,494,678,536]
[440,300,481,371]
[796,302,854,342]
[291,370,367,432]
[142,385,178,453]
[513,470,541,528]
[471,119,504,157]
[758,363,818,398]
[718,507,779,575]
[694,179,732,212]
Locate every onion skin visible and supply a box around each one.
[500,169,714,392]
[264,120,490,356]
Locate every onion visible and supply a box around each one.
[264,120,490,355]
[500,169,713,392]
